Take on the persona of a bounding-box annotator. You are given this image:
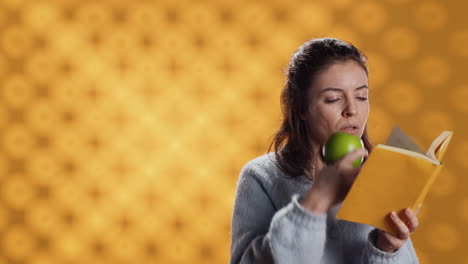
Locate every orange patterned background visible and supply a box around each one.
[0,0,466,263]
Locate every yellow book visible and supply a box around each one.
[336,126,453,236]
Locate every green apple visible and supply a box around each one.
[322,132,364,168]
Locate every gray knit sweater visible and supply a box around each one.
[230,152,419,264]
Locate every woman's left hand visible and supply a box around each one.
[375,204,422,252]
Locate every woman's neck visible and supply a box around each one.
[307,142,326,180]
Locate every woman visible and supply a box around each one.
[230,38,420,264]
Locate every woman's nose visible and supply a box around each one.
[343,101,357,116]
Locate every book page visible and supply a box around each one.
[376,145,440,165]
[426,131,453,161]
[385,126,425,155]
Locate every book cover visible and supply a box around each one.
[335,126,453,236]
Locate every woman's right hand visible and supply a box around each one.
[300,148,369,214]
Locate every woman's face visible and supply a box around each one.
[303,60,370,146]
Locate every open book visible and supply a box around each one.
[336,126,453,236]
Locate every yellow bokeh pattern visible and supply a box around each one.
[0,0,466,263]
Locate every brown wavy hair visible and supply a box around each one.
[267,38,374,178]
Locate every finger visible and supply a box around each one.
[402,208,419,232]
[415,203,422,215]
[389,211,411,240]
[378,230,402,252]
[337,148,368,170]
[335,149,368,184]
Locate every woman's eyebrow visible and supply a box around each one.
[320,85,368,94]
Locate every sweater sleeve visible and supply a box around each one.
[229,163,328,264]
[361,228,419,264]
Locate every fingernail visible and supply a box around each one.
[406,208,411,215]
[390,211,396,218]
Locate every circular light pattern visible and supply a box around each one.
[2,225,37,261]
[381,27,418,60]
[293,2,333,33]
[22,2,59,32]
[1,173,35,209]
[0,7,7,28]
[76,3,112,29]
[451,85,468,113]
[383,80,422,114]
[427,223,461,252]
[431,167,455,197]
[25,201,61,236]
[328,24,362,48]
[367,106,394,144]
[328,0,353,9]
[450,30,468,57]
[414,1,447,31]
[453,140,468,169]
[459,197,468,223]
[417,56,450,86]
[24,51,62,82]
[2,124,35,158]
[351,2,387,34]
[0,205,9,231]
[0,53,7,78]
[366,52,390,88]
[418,111,453,142]
[1,25,34,57]
[2,75,34,108]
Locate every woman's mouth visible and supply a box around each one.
[340,126,358,133]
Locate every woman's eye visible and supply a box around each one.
[325,98,339,103]
[325,97,367,103]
